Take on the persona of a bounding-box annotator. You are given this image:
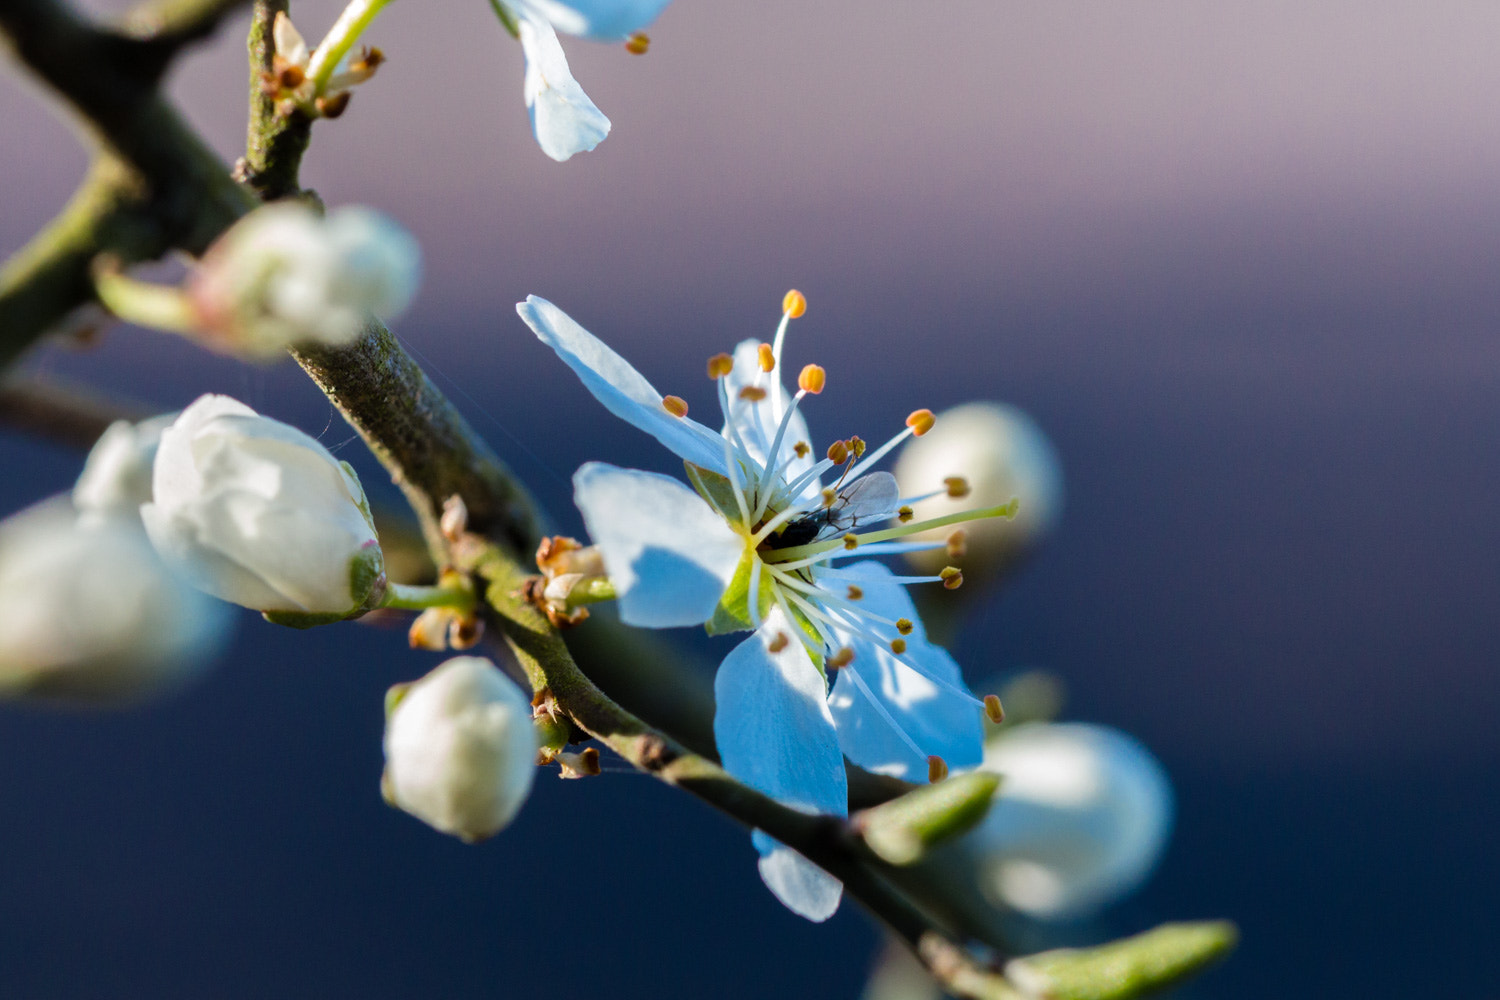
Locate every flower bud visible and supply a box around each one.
[187,202,420,358]
[72,414,176,521]
[971,723,1173,920]
[0,500,231,703]
[893,402,1062,579]
[141,394,385,617]
[381,656,538,842]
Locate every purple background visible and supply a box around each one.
[2,1,1497,995]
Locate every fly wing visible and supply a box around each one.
[830,472,901,530]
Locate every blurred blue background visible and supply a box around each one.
[3,1,1498,995]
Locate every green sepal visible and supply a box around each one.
[854,771,1001,866]
[704,549,766,636]
[684,462,742,521]
[262,608,357,630]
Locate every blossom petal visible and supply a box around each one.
[723,339,819,496]
[825,561,984,780]
[573,463,742,627]
[518,14,610,161]
[518,296,728,471]
[715,613,847,921]
[512,0,671,41]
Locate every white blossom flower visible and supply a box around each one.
[973,723,1173,921]
[381,656,538,842]
[141,394,385,619]
[518,291,1015,920]
[188,202,420,358]
[0,499,230,703]
[497,0,671,161]
[73,414,176,521]
[894,402,1063,579]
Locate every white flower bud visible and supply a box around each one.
[188,203,420,358]
[893,402,1063,576]
[72,414,176,521]
[141,394,385,617]
[381,656,538,842]
[0,500,231,703]
[971,723,1173,921]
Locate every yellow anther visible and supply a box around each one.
[906,409,936,436]
[707,353,734,379]
[898,505,914,523]
[842,533,858,550]
[782,289,807,319]
[940,566,963,590]
[846,584,863,600]
[821,487,837,508]
[662,395,689,418]
[944,476,970,499]
[767,632,790,653]
[625,32,650,54]
[946,530,967,559]
[826,440,849,464]
[848,436,866,458]
[927,755,949,783]
[890,638,907,655]
[828,646,855,668]
[896,618,914,636]
[984,694,1006,724]
[738,386,767,402]
[798,364,826,394]
[757,342,776,372]
[793,441,810,459]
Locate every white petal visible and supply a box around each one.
[825,562,983,780]
[518,14,610,161]
[723,339,818,495]
[272,11,309,66]
[511,0,671,40]
[715,613,847,920]
[573,463,742,627]
[753,831,844,922]
[517,296,728,471]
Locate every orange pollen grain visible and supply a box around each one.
[821,488,838,508]
[826,440,849,464]
[896,618,914,636]
[625,32,650,54]
[842,534,859,550]
[890,638,907,655]
[662,395,689,418]
[846,585,863,600]
[793,441,810,458]
[738,386,768,402]
[828,646,855,668]
[898,505,914,523]
[707,353,734,379]
[940,566,964,590]
[848,436,867,458]
[984,694,1006,724]
[798,364,826,394]
[782,289,807,318]
[767,632,790,653]
[757,343,776,372]
[906,409,936,436]
[944,476,971,499]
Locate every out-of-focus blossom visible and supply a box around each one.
[894,402,1062,579]
[73,414,175,521]
[0,500,231,703]
[141,394,385,618]
[973,722,1173,921]
[497,0,671,161]
[381,656,538,842]
[519,291,1013,921]
[188,202,419,358]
